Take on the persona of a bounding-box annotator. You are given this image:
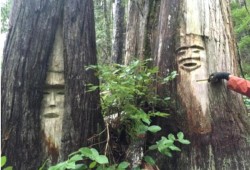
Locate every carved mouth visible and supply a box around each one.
[43,113,59,118]
[179,57,201,71]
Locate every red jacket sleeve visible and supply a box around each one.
[227,75,250,97]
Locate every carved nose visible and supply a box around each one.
[49,92,56,107]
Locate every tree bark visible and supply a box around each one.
[1,1,63,169]
[103,0,112,58]
[61,0,105,160]
[124,0,150,64]
[111,0,125,64]
[1,0,104,169]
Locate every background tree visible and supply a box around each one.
[94,0,113,64]
[1,0,104,169]
[231,0,250,71]
[111,0,125,64]
[124,0,150,65]
[0,0,12,33]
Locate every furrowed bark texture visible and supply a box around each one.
[1,0,104,169]
[111,0,125,64]
[124,0,150,64]
[1,0,63,169]
[61,0,104,160]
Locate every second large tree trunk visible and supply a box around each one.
[154,0,250,169]
[1,0,104,169]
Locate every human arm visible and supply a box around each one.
[227,75,250,97]
[209,72,250,97]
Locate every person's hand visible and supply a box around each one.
[208,72,230,83]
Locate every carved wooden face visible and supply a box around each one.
[40,71,65,150]
[40,26,64,162]
[176,45,204,72]
[41,71,65,119]
[41,83,64,119]
[176,36,211,134]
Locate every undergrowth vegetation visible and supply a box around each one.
[46,60,190,170]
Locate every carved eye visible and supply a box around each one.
[177,50,186,55]
[193,50,200,53]
[43,91,49,95]
[57,91,64,95]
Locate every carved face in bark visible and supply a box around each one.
[41,72,65,119]
[176,45,204,71]
[41,26,64,159]
[176,35,211,135]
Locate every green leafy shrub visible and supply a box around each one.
[148,132,190,158]
[87,59,175,137]
[46,60,189,170]
[48,147,129,170]
[1,156,13,170]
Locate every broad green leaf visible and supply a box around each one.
[169,145,181,151]
[142,117,151,125]
[48,162,67,170]
[66,162,76,169]
[177,132,184,140]
[1,156,6,167]
[89,161,97,169]
[75,164,88,170]
[136,124,148,135]
[143,156,155,165]
[95,155,109,164]
[96,165,105,170]
[117,161,130,169]
[88,148,100,161]
[151,112,169,117]
[178,139,191,145]
[168,134,175,141]
[148,144,158,150]
[148,125,161,133]
[158,144,171,153]
[69,154,83,162]
[79,147,92,158]
[3,167,13,170]
[103,165,117,170]
[162,149,172,157]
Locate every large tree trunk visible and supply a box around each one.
[152,0,250,169]
[1,1,63,169]
[61,0,105,160]
[1,0,104,169]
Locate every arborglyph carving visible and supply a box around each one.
[176,34,211,134]
[40,25,64,163]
